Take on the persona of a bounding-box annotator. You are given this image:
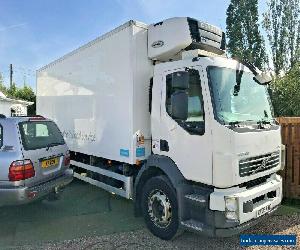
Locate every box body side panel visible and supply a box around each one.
[37,24,146,164]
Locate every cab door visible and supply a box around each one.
[157,66,213,185]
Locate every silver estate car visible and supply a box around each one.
[0,115,73,206]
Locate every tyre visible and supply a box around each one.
[46,187,63,201]
[141,175,179,240]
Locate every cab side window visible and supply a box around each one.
[166,70,204,122]
[165,69,205,135]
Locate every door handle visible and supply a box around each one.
[160,140,169,152]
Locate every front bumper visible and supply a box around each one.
[0,169,73,206]
[215,205,279,237]
[179,174,282,237]
[210,174,282,224]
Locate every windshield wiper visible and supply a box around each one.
[257,120,271,124]
[256,119,271,129]
[228,121,240,128]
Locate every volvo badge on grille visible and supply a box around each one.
[252,153,275,175]
[261,158,268,168]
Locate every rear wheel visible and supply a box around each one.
[141,175,179,240]
[46,186,64,201]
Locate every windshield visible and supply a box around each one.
[208,66,274,124]
[19,121,65,150]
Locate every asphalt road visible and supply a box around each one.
[0,180,144,249]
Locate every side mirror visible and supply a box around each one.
[254,71,273,85]
[170,90,188,120]
[171,71,189,89]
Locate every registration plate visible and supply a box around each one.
[256,204,271,218]
[41,157,59,168]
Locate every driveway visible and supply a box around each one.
[0,180,144,248]
[0,180,299,249]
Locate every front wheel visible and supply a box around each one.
[141,175,179,240]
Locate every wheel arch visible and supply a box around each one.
[133,154,187,216]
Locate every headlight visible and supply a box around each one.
[280,144,286,170]
[224,196,239,221]
[225,196,238,211]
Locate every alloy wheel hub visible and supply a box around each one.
[148,189,172,228]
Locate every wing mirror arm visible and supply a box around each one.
[232,56,273,85]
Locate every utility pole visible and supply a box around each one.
[9,64,13,89]
[23,75,26,87]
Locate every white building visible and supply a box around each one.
[0,91,34,117]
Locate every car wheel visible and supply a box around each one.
[141,175,179,240]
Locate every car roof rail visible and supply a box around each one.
[0,114,6,118]
[17,115,45,118]
[28,115,46,121]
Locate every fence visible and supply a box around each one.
[277,117,300,199]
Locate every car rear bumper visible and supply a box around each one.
[0,169,73,206]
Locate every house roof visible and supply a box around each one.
[0,91,34,106]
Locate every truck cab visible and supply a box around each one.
[146,54,282,238]
[137,17,283,239]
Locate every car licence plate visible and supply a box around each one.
[41,157,59,168]
[256,204,271,218]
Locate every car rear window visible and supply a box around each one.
[19,121,65,150]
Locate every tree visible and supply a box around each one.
[263,0,300,74]
[14,86,36,115]
[0,71,36,115]
[285,0,300,67]
[226,0,267,69]
[0,73,7,94]
[270,63,300,116]
[6,83,17,98]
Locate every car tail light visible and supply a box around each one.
[9,160,35,181]
[64,152,71,166]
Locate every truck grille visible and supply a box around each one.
[239,151,280,177]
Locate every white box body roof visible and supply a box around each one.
[37,21,153,164]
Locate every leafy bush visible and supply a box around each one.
[270,63,300,116]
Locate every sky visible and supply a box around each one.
[0,0,266,91]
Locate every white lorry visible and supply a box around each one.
[37,17,284,240]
